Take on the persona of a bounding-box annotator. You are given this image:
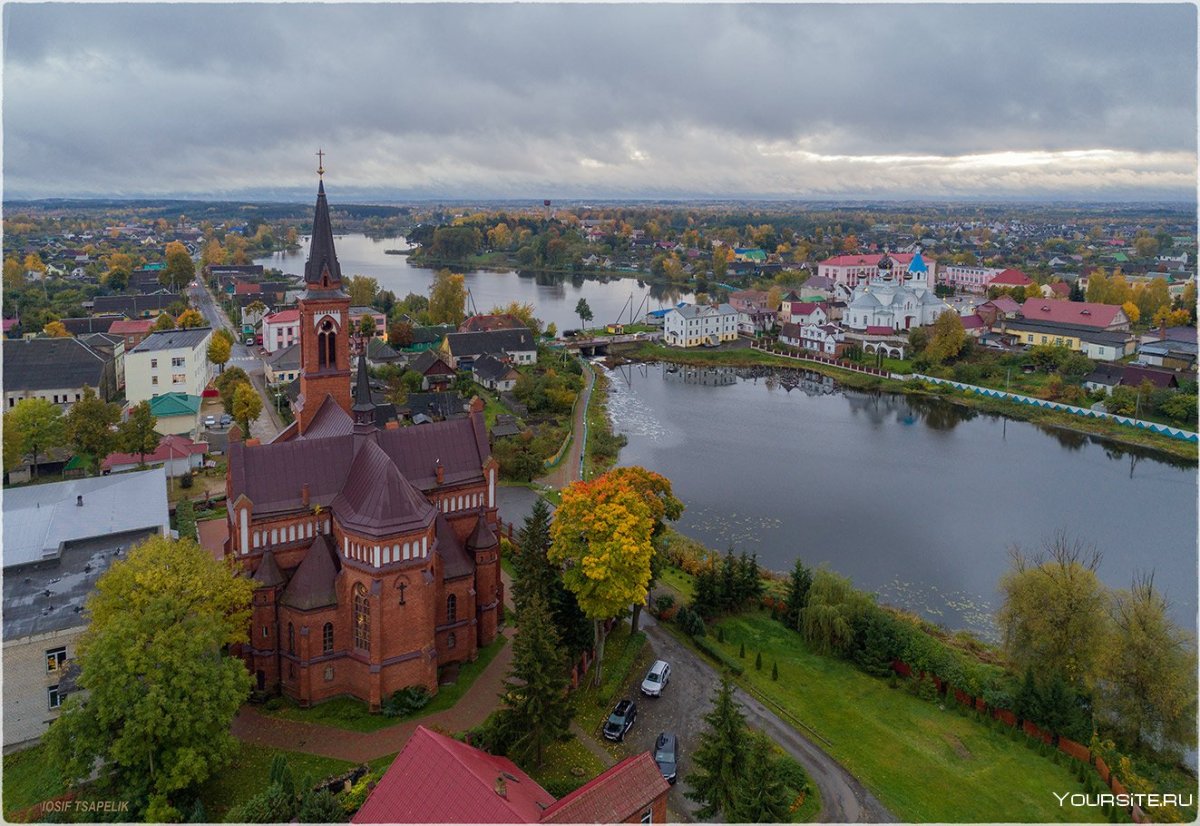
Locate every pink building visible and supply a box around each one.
[818,252,936,294]
[262,308,300,353]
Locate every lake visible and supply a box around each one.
[606,362,1198,639]
[255,233,693,333]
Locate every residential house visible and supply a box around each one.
[126,268,169,294]
[145,392,202,437]
[125,327,214,404]
[108,318,155,352]
[1040,282,1072,300]
[365,338,402,368]
[401,392,469,422]
[1137,338,1197,371]
[1122,365,1181,390]
[206,264,264,285]
[443,328,538,370]
[1018,299,1130,331]
[960,314,988,338]
[977,296,1022,326]
[988,268,1035,292]
[78,332,125,390]
[663,303,740,347]
[471,354,520,392]
[410,349,458,391]
[402,324,458,353]
[3,338,116,409]
[1003,319,1135,362]
[3,318,20,338]
[352,726,670,825]
[785,302,828,326]
[349,306,388,340]
[264,344,301,385]
[101,434,208,477]
[2,469,169,749]
[1083,364,1124,395]
[58,316,123,336]
[263,309,300,353]
[91,293,182,319]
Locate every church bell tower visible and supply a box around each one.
[296,153,352,434]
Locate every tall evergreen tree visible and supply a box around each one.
[720,550,738,611]
[692,563,721,619]
[783,558,813,630]
[685,675,749,819]
[853,608,900,678]
[1015,666,1043,726]
[729,732,793,823]
[500,594,574,766]
[512,497,555,615]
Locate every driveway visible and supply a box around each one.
[596,610,895,823]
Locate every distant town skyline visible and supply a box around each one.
[3,3,1197,201]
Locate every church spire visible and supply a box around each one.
[304,168,343,290]
[352,350,374,420]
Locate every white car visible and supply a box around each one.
[640,660,671,697]
[203,415,217,428]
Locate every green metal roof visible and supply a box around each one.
[147,392,202,417]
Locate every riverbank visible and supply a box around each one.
[614,341,1198,462]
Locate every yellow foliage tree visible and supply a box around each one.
[176,309,205,329]
[43,321,70,338]
[1121,301,1140,325]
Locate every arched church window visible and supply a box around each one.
[446,594,457,623]
[354,584,370,651]
[323,622,334,653]
[287,623,295,655]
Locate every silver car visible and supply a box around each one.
[640,660,670,697]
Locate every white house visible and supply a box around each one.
[844,252,953,332]
[262,309,300,353]
[801,323,845,355]
[786,302,828,327]
[125,327,213,404]
[663,303,740,347]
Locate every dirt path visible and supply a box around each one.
[536,361,595,489]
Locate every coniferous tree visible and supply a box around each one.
[692,564,722,619]
[853,609,901,678]
[512,497,555,615]
[782,559,813,630]
[685,675,749,819]
[500,594,574,766]
[720,550,738,612]
[1015,666,1043,726]
[729,732,793,823]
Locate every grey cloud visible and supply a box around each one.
[3,3,1195,199]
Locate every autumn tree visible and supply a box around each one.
[201,238,226,267]
[23,252,47,277]
[487,222,512,250]
[176,308,205,329]
[207,334,232,373]
[766,285,782,311]
[499,594,574,766]
[4,397,66,478]
[925,310,967,363]
[1133,236,1159,259]
[685,675,749,819]
[997,534,1109,689]
[161,241,195,291]
[428,269,467,326]
[1121,301,1141,324]
[43,320,70,338]
[65,385,121,474]
[3,255,25,290]
[712,245,731,279]
[118,401,161,466]
[1152,306,1191,329]
[489,301,541,336]
[45,535,254,820]
[1135,278,1171,322]
[233,382,263,434]
[347,275,379,308]
[215,367,251,415]
[1097,575,1197,754]
[389,321,415,348]
[153,312,176,331]
[549,467,681,686]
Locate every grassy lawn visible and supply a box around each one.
[571,624,652,740]
[263,633,508,733]
[526,736,609,797]
[196,742,354,821]
[700,612,1104,823]
[656,566,695,603]
[3,745,66,820]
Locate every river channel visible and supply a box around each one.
[259,236,1198,638]
[607,362,1198,639]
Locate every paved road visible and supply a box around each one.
[598,610,895,823]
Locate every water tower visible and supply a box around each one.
[543,199,552,221]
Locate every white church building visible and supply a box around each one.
[844,250,954,332]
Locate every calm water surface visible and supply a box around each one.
[255,234,693,332]
[608,363,1198,639]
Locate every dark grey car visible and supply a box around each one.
[654,731,678,784]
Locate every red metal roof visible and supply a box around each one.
[352,726,554,823]
[1020,299,1123,328]
[108,318,155,335]
[101,434,206,470]
[990,268,1033,286]
[961,314,987,329]
[541,752,669,823]
[234,281,262,295]
[790,302,822,316]
[865,325,894,335]
[265,309,300,324]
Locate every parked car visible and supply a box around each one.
[640,660,671,697]
[220,414,233,426]
[654,732,678,784]
[603,698,638,741]
[203,415,217,428]
[245,337,255,346]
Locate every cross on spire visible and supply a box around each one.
[316,148,325,178]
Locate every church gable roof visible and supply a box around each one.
[467,514,497,551]
[281,534,340,610]
[435,514,474,580]
[302,394,355,439]
[332,439,435,537]
[228,434,356,513]
[377,414,489,490]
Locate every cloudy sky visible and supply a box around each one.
[3,3,1197,202]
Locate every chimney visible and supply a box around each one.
[435,460,444,485]
[494,776,507,799]
[301,483,310,508]
[76,495,83,507]
[385,420,400,430]
[469,396,485,415]
[246,438,261,447]
[1160,323,1168,341]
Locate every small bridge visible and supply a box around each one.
[554,331,661,356]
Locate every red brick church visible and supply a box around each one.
[224,175,501,710]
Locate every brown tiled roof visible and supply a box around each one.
[281,535,339,610]
[331,439,435,538]
[435,514,474,580]
[540,752,668,823]
[253,547,286,588]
